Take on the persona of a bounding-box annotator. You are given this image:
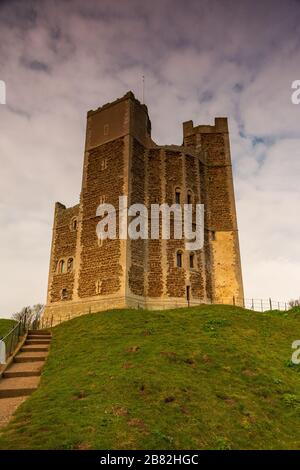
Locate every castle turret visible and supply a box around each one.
[183,117,244,304]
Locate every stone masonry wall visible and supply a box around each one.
[199,131,243,302]
[146,148,163,298]
[201,133,233,231]
[165,151,186,298]
[49,204,79,303]
[128,138,146,297]
[184,153,205,300]
[78,137,124,298]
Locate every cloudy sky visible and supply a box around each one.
[0,0,300,317]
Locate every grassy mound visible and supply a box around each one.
[0,305,299,450]
[0,319,16,339]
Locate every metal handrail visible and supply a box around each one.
[0,316,28,361]
[1,321,21,342]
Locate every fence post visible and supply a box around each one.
[285,302,287,311]
[14,329,18,350]
[251,298,254,310]
[8,330,13,356]
[23,312,26,333]
[233,296,235,306]
[261,299,263,312]
[269,298,272,310]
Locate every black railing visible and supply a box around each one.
[0,317,27,362]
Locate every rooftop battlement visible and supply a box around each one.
[183,117,229,138]
[87,91,149,117]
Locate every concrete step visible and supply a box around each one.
[27,335,51,340]
[0,387,38,398]
[0,376,40,398]
[14,355,46,363]
[4,361,45,374]
[21,346,49,352]
[16,350,48,358]
[27,331,51,336]
[3,370,41,378]
[26,339,51,345]
[28,330,51,335]
[0,334,50,423]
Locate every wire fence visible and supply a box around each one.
[38,296,294,329]
[214,297,289,312]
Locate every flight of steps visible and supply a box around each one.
[0,330,51,399]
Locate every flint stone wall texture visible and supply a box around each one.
[44,92,244,324]
[48,204,78,303]
[78,138,124,299]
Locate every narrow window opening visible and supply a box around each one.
[58,260,65,274]
[176,251,182,268]
[99,195,106,205]
[100,158,107,171]
[67,258,74,273]
[189,253,194,269]
[175,190,181,204]
[70,217,78,231]
[61,288,68,300]
[96,280,102,295]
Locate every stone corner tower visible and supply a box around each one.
[44,91,244,325]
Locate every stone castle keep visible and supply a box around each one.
[44,91,244,324]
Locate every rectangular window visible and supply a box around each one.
[96,280,102,294]
[175,191,180,204]
[100,158,107,171]
[189,254,194,268]
[61,289,68,300]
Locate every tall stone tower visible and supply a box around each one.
[44,91,243,324]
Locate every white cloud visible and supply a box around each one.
[240,47,300,138]
[0,0,300,316]
[237,138,300,299]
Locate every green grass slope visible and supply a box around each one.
[0,305,299,450]
[0,319,16,339]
